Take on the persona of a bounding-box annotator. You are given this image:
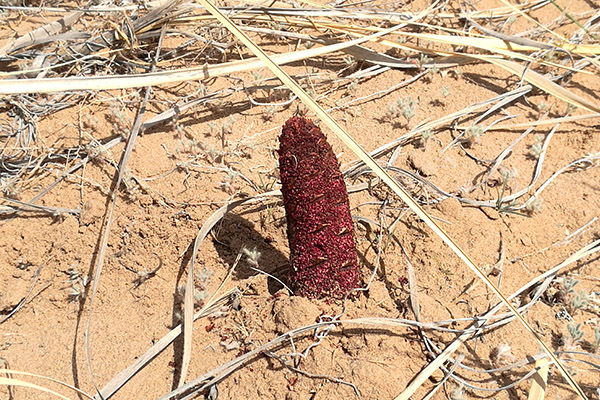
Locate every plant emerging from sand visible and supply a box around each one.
[278,116,360,299]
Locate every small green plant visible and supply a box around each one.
[420,129,434,147]
[558,277,589,315]
[495,170,530,217]
[243,246,261,266]
[541,50,559,63]
[530,135,544,158]
[1,177,20,199]
[302,40,315,49]
[564,103,577,116]
[194,288,208,306]
[499,169,512,182]
[173,285,186,323]
[462,124,483,146]
[560,322,585,361]
[505,14,517,30]
[199,117,255,164]
[440,85,451,97]
[107,102,129,134]
[568,322,585,343]
[197,267,213,281]
[262,105,277,122]
[221,115,236,147]
[251,70,265,82]
[175,122,187,136]
[401,97,417,123]
[571,290,588,313]
[385,97,418,126]
[347,79,359,95]
[205,146,218,164]
[207,121,218,135]
[537,101,549,114]
[343,55,355,67]
[490,343,515,365]
[524,196,542,215]
[384,102,399,119]
[449,384,466,400]
[593,327,600,353]
[66,268,89,302]
[121,168,138,194]
[562,277,579,294]
[304,87,317,98]
[415,54,431,71]
[257,169,277,192]
[269,21,283,31]
[82,114,100,131]
[219,169,240,195]
[174,267,213,315]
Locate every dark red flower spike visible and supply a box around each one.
[278,116,360,299]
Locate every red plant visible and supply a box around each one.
[278,116,360,299]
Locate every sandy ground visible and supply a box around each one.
[1,1,599,399]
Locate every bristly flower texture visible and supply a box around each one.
[278,116,360,299]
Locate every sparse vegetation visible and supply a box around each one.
[66,268,89,303]
[420,129,433,146]
[524,196,543,215]
[490,343,515,366]
[0,1,599,399]
[384,96,418,126]
[440,85,451,97]
[530,134,544,159]
[557,277,590,316]
[462,123,484,147]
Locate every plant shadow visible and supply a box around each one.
[212,212,290,295]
